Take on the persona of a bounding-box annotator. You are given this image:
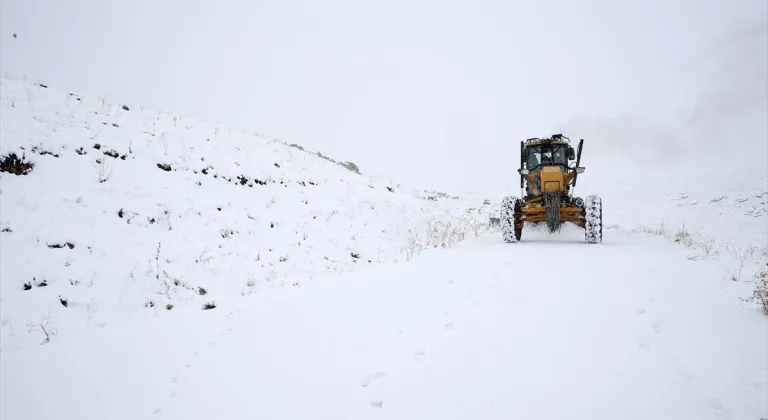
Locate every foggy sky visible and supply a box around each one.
[2,0,766,195]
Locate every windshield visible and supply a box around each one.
[525,144,568,169]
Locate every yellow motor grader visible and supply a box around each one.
[500,134,602,243]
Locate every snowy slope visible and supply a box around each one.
[579,161,768,251]
[0,77,493,348]
[1,76,767,420]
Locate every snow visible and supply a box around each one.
[1,77,767,420]
[0,77,491,347]
[582,160,768,250]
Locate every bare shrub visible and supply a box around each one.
[741,264,768,315]
[730,250,750,282]
[160,208,173,231]
[27,316,57,345]
[699,238,718,256]
[640,220,669,237]
[245,272,256,287]
[92,158,113,183]
[0,152,34,175]
[673,224,691,245]
[196,247,212,265]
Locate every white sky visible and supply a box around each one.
[2,0,766,195]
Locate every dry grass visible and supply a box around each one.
[741,265,768,315]
[401,213,493,260]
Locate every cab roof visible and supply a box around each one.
[523,134,571,148]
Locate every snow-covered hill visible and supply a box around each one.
[0,76,492,348]
[580,160,767,251]
[1,76,766,420]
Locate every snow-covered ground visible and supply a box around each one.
[0,77,492,348]
[582,160,768,251]
[1,77,766,420]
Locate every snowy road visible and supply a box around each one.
[2,226,766,420]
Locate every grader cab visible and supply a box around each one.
[500,134,602,243]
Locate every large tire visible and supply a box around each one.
[544,193,561,233]
[585,194,603,243]
[500,196,522,243]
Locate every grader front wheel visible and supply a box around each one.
[500,196,522,243]
[585,194,603,243]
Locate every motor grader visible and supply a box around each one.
[500,134,602,243]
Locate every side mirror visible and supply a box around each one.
[567,147,575,160]
[575,167,585,174]
[519,168,529,175]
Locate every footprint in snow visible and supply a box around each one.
[638,306,662,333]
[673,358,694,382]
[649,319,662,333]
[636,333,650,350]
[708,398,725,417]
[360,371,387,388]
